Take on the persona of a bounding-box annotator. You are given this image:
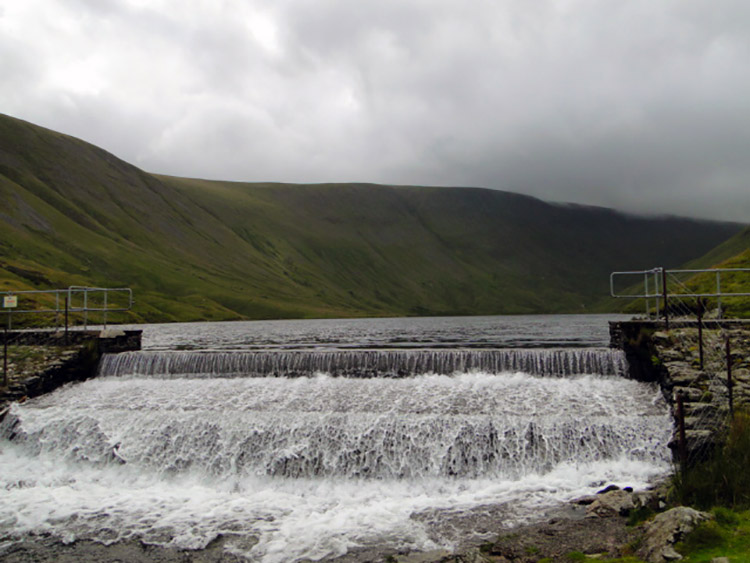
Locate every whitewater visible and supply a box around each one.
[0,315,672,562]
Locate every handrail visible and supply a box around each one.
[0,287,133,313]
[610,267,749,320]
[1,286,133,329]
[610,267,750,299]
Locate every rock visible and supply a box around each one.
[710,558,730,563]
[632,491,659,510]
[652,332,672,345]
[571,494,598,505]
[586,490,634,518]
[452,548,493,562]
[668,369,704,385]
[99,328,126,338]
[637,506,711,563]
[678,388,705,402]
[661,350,687,362]
[392,549,453,562]
[683,416,720,430]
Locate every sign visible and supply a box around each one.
[3,296,17,308]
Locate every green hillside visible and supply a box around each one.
[685,226,750,270]
[683,227,750,317]
[0,113,745,323]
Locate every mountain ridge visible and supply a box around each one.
[0,113,745,322]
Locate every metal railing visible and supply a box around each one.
[610,267,750,320]
[1,286,133,329]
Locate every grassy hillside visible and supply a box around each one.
[683,226,750,317]
[0,113,745,322]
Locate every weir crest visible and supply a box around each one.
[97,347,628,378]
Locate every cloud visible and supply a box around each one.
[1,0,749,221]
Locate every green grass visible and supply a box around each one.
[673,412,750,510]
[676,508,750,562]
[586,509,750,562]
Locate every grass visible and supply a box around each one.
[676,508,750,562]
[579,509,750,562]
[673,411,750,510]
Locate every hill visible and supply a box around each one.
[683,226,750,317]
[0,113,744,322]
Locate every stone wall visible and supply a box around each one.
[611,320,750,463]
[1,329,142,412]
[3,329,141,353]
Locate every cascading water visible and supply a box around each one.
[0,317,671,562]
[98,347,629,378]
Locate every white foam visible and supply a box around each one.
[0,444,667,562]
[0,371,671,561]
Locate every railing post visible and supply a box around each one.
[661,267,669,330]
[726,337,734,418]
[676,391,688,472]
[3,327,8,388]
[697,303,704,370]
[716,271,722,319]
[65,296,69,345]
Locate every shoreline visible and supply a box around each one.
[0,491,650,563]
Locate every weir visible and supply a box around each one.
[1,371,668,481]
[98,347,628,378]
[0,320,673,561]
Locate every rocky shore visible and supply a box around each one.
[2,482,713,563]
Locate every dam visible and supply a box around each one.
[0,315,673,561]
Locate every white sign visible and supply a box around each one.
[3,295,17,308]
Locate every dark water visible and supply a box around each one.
[131,314,628,351]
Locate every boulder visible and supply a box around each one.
[585,490,634,518]
[571,494,598,505]
[637,506,711,563]
[652,332,672,346]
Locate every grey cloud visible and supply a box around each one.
[1,0,748,221]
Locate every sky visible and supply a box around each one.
[1,0,749,222]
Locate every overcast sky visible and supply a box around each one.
[1,0,749,222]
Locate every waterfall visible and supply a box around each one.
[0,317,669,562]
[1,373,667,481]
[98,347,628,378]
